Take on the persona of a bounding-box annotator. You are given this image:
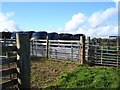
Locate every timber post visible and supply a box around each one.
[86,36,90,63]
[79,35,85,64]
[16,33,30,89]
[46,36,49,59]
[117,36,120,66]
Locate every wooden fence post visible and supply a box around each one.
[35,40,37,56]
[31,40,34,56]
[117,36,120,66]
[71,43,73,60]
[0,32,2,90]
[3,37,6,56]
[46,36,49,59]
[79,35,85,64]
[101,46,103,64]
[16,33,30,89]
[86,36,90,62]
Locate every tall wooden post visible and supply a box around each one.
[71,43,73,60]
[31,40,34,56]
[46,36,49,59]
[117,36,120,66]
[0,32,2,90]
[86,37,90,62]
[79,35,85,64]
[16,33,30,89]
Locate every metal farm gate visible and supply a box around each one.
[87,36,120,67]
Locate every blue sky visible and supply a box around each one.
[0,1,118,38]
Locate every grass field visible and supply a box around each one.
[30,56,78,88]
[48,65,120,89]
[30,56,120,89]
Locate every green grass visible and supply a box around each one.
[48,65,120,89]
[30,57,120,89]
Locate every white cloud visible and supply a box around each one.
[64,12,87,31]
[62,1,118,38]
[86,25,118,38]
[6,12,14,17]
[0,12,22,32]
[88,7,117,28]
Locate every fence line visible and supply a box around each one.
[30,36,85,63]
[87,36,120,67]
[0,33,30,89]
[1,36,119,67]
[0,37,86,63]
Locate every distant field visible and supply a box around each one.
[30,57,120,89]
